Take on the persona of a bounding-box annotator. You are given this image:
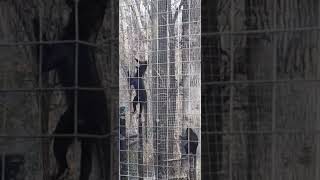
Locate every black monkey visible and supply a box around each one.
[39,0,111,180]
[181,128,198,179]
[182,128,198,156]
[128,58,148,118]
[127,58,148,179]
[43,44,109,180]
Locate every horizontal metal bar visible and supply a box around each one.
[0,40,108,49]
[2,79,319,92]
[0,132,116,139]
[202,79,320,85]
[0,86,118,92]
[119,162,195,169]
[120,26,319,40]
[201,26,320,36]
[0,27,317,47]
[78,40,100,48]
[0,40,76,46]
[202,130,320,135]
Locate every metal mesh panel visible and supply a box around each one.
[202,0,320,179]
[119,0,201,179]
[0,0,118,179]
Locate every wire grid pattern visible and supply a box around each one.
[0,0,118,179]
[119,0,201,179]
[202,0,320,179]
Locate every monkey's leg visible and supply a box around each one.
[132,95,138,113]
[79,139,92,180]
[138,102,143,119]
[53,109,74,179]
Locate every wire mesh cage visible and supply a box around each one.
[119,0,201,179]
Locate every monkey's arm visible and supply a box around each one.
[139,60,148,64]
[134,58,148,64]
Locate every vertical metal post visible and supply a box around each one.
[2,72,7,135]
[315,1,320,179]
[74,0,79,138]
[229,0,235,179]
[271,0,277,179]
[199,1,202,178]
[118,100,121,180]
[38,0,43,138]
[1,153,4,180]
[118,2,121,179]
[0,76,5,180]
[38,3,50,180]
[1,107,5,135]
[138,11,144,177]
[110,1,116,178]
[73,1,80,176]
[38,1,43,89]
[166,0,169,178]
[156,1,159,178]
[187,0,194,178]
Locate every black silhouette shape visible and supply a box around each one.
[39,0,111,180]
[128,58,148,118]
